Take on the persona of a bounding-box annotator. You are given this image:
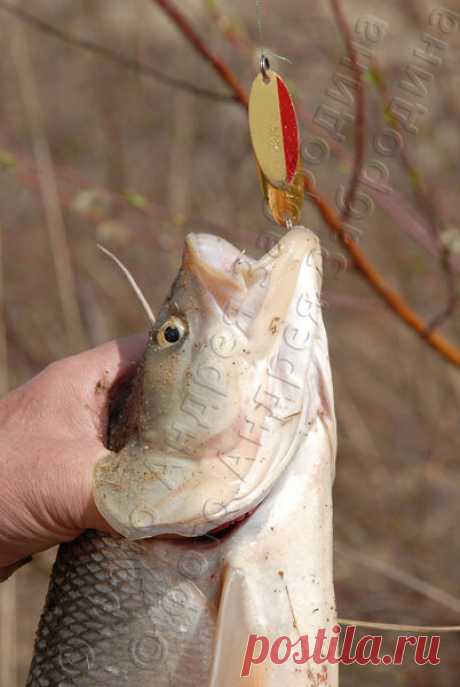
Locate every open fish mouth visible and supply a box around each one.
[94,227,326,540]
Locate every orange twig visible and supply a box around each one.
[153,0,248,107]
[303,175,460,366]
[204,1,251,52]
[152,0,460,367]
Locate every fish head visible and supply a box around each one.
[137,233,252,456]
[94,227,335,539]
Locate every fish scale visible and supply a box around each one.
[27,530,220,686]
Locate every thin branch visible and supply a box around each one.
[153,0,460,368]
[12,22,87,352]
[339,619,460,633]
[152,0,249,107]
[370,60,459,329]
[330,0,366,224]
[303,174,460,365]
[337,542,460,615]
[428,247,459,330]
[0,0,232,103]
[370,62,440,239]
[204,1,251,51]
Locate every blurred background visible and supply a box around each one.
[0,0,459,685]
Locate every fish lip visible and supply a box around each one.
[184,233,254,276]
[182,233,252,311]
[184,233,247,286]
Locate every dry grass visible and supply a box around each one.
[0,1,459,685]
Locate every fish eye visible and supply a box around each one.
[156,316,187,348]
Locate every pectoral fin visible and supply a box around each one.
[210,566,266,687]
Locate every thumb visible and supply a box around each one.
[71,332,149,396]
[61,332,149,436]
[71,333,149,534]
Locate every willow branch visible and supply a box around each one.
[153,0,460,367]
[428,248,459,331]
[330,0,366,224]
[303,175,460,365]
[152,0,249,107]
[204,1,251,51]
[0,0,232,103]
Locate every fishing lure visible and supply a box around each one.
[249,55,304,227]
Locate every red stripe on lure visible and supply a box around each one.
[276,75,299,184]
[249,65,303,226]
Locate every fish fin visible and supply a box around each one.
[209,565,266,687]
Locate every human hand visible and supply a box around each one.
[0,334,147,581]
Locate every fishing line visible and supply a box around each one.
[255,0,292,75]
[255,0,265,53]
[255,0,270,77]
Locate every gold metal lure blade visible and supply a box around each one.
[249,68,300,187]
[250,67,303,227]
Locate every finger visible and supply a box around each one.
[48,332,149,441]
[60,334,150,530]
[65,332,149,392]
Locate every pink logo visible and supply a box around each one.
[241,626,441,677]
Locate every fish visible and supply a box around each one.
[27,226,337,686]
